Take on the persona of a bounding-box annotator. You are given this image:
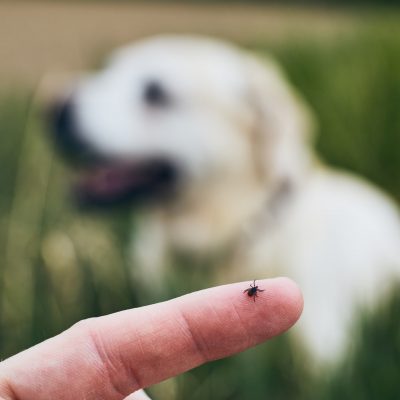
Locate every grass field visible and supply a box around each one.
[0,2,399,399]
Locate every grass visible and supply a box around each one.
[269,28,400,201]
[0,17,399,400]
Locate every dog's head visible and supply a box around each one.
[49,35,314,209]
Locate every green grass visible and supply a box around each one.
[0,24,399,399]
[262,27,400,201]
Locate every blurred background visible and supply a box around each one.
[1,1,400,399]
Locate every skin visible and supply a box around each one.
[0,277,303,400]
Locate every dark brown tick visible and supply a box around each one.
[243,279,265,302]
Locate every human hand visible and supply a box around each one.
[0,278,303,400]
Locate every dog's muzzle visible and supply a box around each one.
[47,98,180,208]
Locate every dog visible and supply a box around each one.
[49,35,400,365]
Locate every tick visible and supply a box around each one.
[243,279,265,302]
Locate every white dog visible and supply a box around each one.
[50,35,400,365]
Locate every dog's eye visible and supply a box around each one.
[143,81,169,107]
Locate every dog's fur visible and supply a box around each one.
[51,35,400,364]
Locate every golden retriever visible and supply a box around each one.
[49,35,400,365]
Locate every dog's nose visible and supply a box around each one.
[52,98,73,136]
[48,98,94,163]
[49,98,79,150]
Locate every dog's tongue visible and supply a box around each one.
[73,160,177,207]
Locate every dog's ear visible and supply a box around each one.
[243,53,316,187]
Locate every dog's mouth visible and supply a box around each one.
[47,99,180,208]
[73,158,180,208]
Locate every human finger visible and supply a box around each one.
[0,277,302,400]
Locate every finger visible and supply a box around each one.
[0,277,303,400]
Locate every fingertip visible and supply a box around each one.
[240,277,304,341]
[270,277,304,326]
